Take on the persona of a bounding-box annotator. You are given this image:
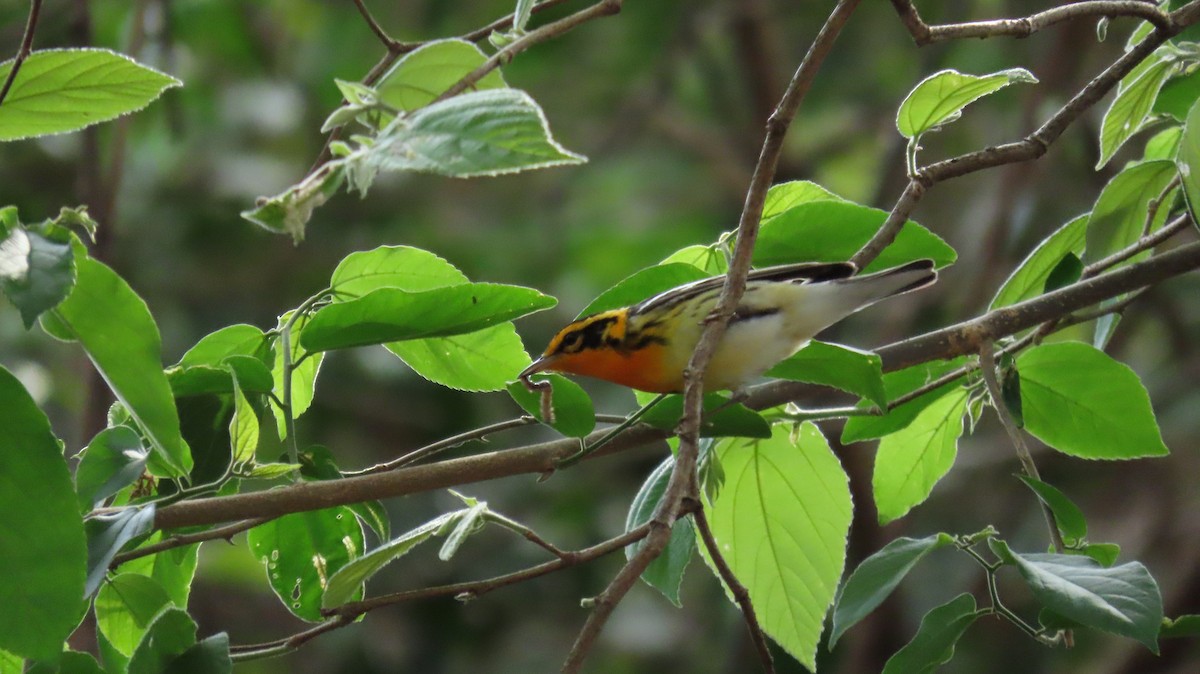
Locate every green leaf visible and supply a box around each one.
[1017,342,1169,459]
[705,424,853,670]
[330,245,467,296]
[27,651,105,674]
[375,39,507,112]
[1177,96,1200,229]
[120,532,200,608]
[995,542,1163,652]
[126,608,197,674]
[659,244,728,275]
[85,506,157,598]
[0,48,180,141]
[0,650,22,673]
[577,263,709,317]
[625,455,695,607]
[167,633,231,674]
[75,425,148,510]
[176,324,270,368]
[50,256,191,476]
[1017,476,1088,543]
[228,374,259,468]
[761,180,847,221]
[897,68,1037,138]
[240,163,344,243]
[387,322,532,392]
[1154,68,1200,120]
[753,201,956,273]
[295,445,390,540]
[300,283,555,352]
[1083,542,1121,567]
[167,355,274,398]
[640,393,771,439]
[872,388,969,524]
[346,89,585,191]
[1161,614,1200,639]
[1098,55,1176,168]
[0,366,87,661]
[246,507,365,622]
[507,373,596,437]
[270,310,323,440]
[767,341,886,407]
[1143,125,1182,161]
[241,462,301,479]
[1043,252,1083,294]
[95,574,173,658]
[991,215,1088,309]
[1084,159,1177,265]
[0,227,75,328]
[437,500,488,561]
[322,512,460,609]
[830,533,956,647]
[881,593,979,674]
[841,358,967,444]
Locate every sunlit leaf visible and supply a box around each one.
[872,388,969,524]
[767,340,886,407]
[1097,54,1176,167]
[991,215,1087,309]
[578,263,708,317]
[95,574,173,658]
[1084,159,1176,265]
[897,68,1037,138]
[0,227,74,328]
[375,39,507,112]
[507,373,596,437]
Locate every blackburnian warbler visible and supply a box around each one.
[520,259,937,393]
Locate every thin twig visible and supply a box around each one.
[1085,212,1193,277]
[977,342,1065,552]
[889,0,1170,45]
[693,506,775,674]
[109,517,270,568]
[352,0,402,52]
[0,0,42,108]
[229,615,353,661]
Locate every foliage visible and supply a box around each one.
[2,1,1200,673]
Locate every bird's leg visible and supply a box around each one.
[554,393,670,469]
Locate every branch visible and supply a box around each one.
[562,2,863,671]
[109,517,269,569]
[0,0,42,108]
[852,2,1198,269]
[149,240,1200,532]
[693,506,775,674]
[352,0,402,52]
[889,0,1171,45]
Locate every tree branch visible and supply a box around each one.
[148,240,1200,532]
[889,0,1171,45]
[0,0,42,108]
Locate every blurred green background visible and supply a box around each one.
[2,0,1199,672]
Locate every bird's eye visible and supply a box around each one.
[563,332,582,350]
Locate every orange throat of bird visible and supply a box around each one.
[547,343,679,393]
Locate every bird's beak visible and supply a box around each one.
[519,355,558,381]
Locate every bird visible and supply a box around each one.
[519,259,937,393]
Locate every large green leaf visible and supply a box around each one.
[95,574,173,658]
[247,507,365,622]
[270,310,324,440]
[706,424,852,670]
[299,283,555,351]
[0,227,74,328]
[1097,54,1176,168]
[1084,159,1177,265]
[841,358,967,444]
[0,366,87,661]
[639,393,771,439]
[49,256,191,476]
[577,263,708,317]
[176,324,270,368]
[991,215,1088,309]
[375,39,507,112]
[830,533,956,647]
[1017,342,1169,459]
[625,455,695,607]
[166,355,274,398]
[346,88,585,190]
[0,48,179,141]
[881,593,979,674]
[659,244,728,275]
[330,245,467,297]
[897,68,1037,138]
[766,340,886,407]
[753,201,956,273]
[323,512,460,609]
[994,542,1163,651]
[387,322,531,392]
[872,388,969,524]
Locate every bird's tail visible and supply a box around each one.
[831,258,938,310]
